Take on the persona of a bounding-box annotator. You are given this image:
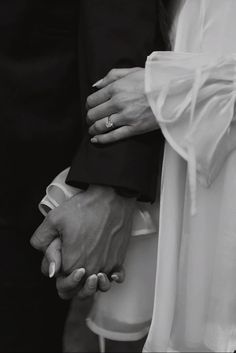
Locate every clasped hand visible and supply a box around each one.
[30,68,154,300]
[31,185,135,299]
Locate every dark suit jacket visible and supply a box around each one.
[0,0,166,233]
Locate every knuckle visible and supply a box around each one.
[86,110,94,125]
[108,82,115,95]
[111,82,120,95]
[109,82,120,95]
[30,233,44,250]
[58,291,69,300]
[123,107,133,121]
[93,121,99,133]
[108,69,117,79]
[30,234,38,248]
[86,95,94,109]
[111,95,122,109]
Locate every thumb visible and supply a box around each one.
[41,238,62,278]
[30,213,59,252]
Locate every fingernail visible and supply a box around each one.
[91,137,98,144]
[98,273,105,282]
[111,274,119,282]
[49,262,56,278]
[92,79,103,88]
[88,275,98,289]
[74,268,86,282]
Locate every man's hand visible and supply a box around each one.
[31,185,135,297]
[40,237,124,300]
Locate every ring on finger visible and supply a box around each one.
[105,116,115,129]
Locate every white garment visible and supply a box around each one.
[144,1,236,352]
[39,168,159,341]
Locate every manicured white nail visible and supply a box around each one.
[49,262,56,278]
[74,268,86,282]
[92,79,103,88]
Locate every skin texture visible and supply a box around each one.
[87,68,159,144]
[31,185,135,299]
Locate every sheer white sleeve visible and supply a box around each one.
[146,51,236,213]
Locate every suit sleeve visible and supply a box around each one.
[66,0,165,202]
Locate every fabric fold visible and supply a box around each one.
[144,50,236,353]
[146,51,236,213]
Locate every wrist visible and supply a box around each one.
[87,184,116,197]
[88,184,137,199]
[87,185,136,207]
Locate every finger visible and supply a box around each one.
[44,238,62,278]
[88,114,123,136]
[111,267,126,284]
[30,213,59,252]
[77,274,98,300]
[90,126,132,144]
[87,100,118,125]
[93,68,141,89]
[86,85,112,110]
[41,256,50,277]
[57,268,86,295]
[57,289,78,301]
[97,273,111,292]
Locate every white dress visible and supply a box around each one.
[144,0,236,352]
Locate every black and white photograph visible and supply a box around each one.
[1,0,236,352]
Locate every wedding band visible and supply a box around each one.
[105,116,114,129]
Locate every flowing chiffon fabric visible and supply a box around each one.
[144,1,236,352]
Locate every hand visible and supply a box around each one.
[87,68,159,144]
[55,270,125,300]
[41,238,125,300]
[31,185,135,297]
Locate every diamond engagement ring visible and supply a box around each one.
[105,116,114,129]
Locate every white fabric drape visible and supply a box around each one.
[144,1,236,352]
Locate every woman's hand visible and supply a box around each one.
[87,68,159,144]
[40,232,125,300]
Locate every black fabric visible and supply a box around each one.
[67,131,164,202]
[0,0,167,228]
[0,0,81,231]
[0,227,69,352]
[67,0,166,201]
[0,1,166,351]
[0,0,166,229]
[0,2,78,351]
